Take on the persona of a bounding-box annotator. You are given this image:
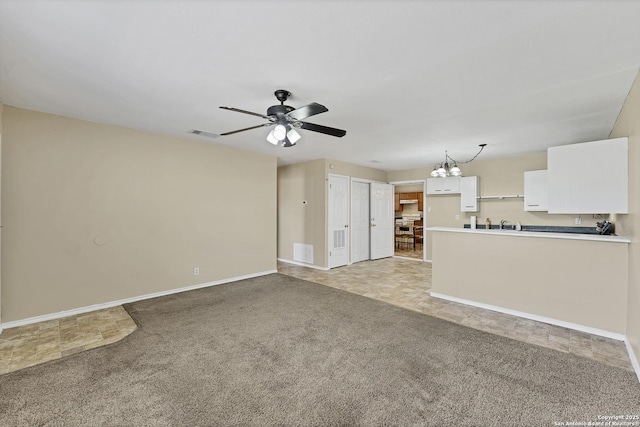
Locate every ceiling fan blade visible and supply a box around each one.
[220,122,274,136]
[220,106,272,120]
[286,102,328,121]
[299,122,346,138]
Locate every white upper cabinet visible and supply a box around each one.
[460,176,479,212]
[547,137,628,214]
[524,170,548,211]
[426,176,461,194]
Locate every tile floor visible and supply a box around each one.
[0,306,137,375]
[277,257,633,372]
[0,257,632,376]
[394,246,424,260]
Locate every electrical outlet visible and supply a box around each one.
[575,217,581,225]
[455,214,460,220]
[194,267,200,276]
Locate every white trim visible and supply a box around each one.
[625,339,640,383]
[277,258,330,271]
[390,179,428,262]
[350,177,386,184]
[392,255,425,262]
[430,292,626,341]
[0,269,276,331]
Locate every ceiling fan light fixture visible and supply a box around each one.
[287,127,301,144]
[220,90,346,147]
[272,124,287,141]
[266,130,279,145]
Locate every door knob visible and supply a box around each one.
[371,223,376,227]
[344,224,349,228]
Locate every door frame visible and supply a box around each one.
[389,179,428,262]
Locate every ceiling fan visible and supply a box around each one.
[219,90,346,147]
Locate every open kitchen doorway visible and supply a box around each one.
[391,180,427,261]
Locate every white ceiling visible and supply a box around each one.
[1,1,639,171]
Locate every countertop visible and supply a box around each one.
[426,226,631,243]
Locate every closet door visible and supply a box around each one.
[370,182,394,260]
[329,175,349,268]
[351,181,370,264]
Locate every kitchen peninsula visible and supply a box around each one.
[428,227,630,338]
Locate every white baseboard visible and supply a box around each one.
[625,339,640,383]
[0,269,277,331]
[277,258,330,271]
[392,255,426,262]
[430,292,626,341]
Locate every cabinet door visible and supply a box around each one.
[442,177,460,193]
[524,170,548,211]
[418,192,424,211]
[426,179,442,194]
[406,192,418,200]
[548,137,628,214]
[427,177,460,194]
[460,176,478,212]
[394,193,401,211]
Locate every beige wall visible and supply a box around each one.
[395,184,423,193]
[431,230,628,334]
[389,153,580,260]
[0,104,3,326]
[610,70,640,375]
[1,106,277,323]
[277,159,386,269]
[277,159,327,267]
[325,159,387,183]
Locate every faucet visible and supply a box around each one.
[500,219,509,230]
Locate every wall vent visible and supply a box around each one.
[293,243,313,264]
[190,129,219,138]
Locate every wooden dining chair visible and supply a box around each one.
[413,220,423,250]
[396,226,411,248]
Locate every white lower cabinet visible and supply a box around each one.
[460,176,479,212]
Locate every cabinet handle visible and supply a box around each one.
[465,205,474,208]
[527,204,539,207]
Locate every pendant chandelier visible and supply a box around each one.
[430,144,487,178]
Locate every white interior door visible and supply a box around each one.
[351,181,370,264]
[329,175,349,268]
[370,182,394,260]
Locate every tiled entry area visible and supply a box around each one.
[0,306,137,375]
[277,258,633,372]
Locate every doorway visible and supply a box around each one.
[392,181,426,261]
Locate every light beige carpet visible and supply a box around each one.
[1,273,638,426]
